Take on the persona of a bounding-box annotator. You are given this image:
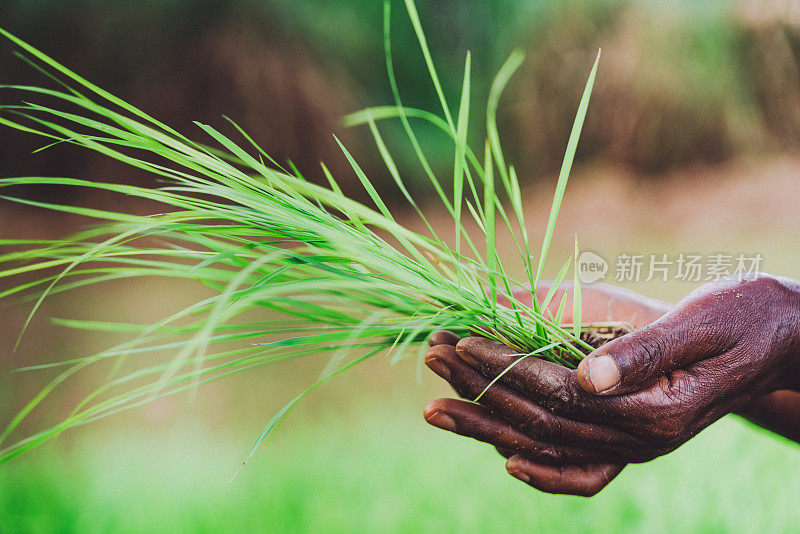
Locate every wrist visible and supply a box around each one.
[769,275,800,391]
[735,390,800,443]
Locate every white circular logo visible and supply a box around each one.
[578,251,608,283]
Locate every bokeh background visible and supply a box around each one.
[2,0,800,532]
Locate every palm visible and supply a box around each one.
[501,282,671,328]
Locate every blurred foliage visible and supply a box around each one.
[738,1,800,149]
[0,0,367,200]
[504,0,800,176]
[1,3,800,528]
[2,0,800,195]
[0,402,799,533]
[0,0,535,201]
[509,0,754,174]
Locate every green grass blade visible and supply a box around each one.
[483,140,497,319]
[572,236,582,338]
[536,50,600,284]
[231,346,382,481]
[402,0,455,132]
[0,4,597,469]
[486,50,525,189]
[541,258,572,312]
[453,51,471,281]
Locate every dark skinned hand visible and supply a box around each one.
[423,275,800,496]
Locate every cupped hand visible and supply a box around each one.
[424,275,800,495]
[424,280,671,495]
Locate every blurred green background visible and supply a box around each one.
[2,0,800,532]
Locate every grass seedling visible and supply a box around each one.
[0,0,600,471]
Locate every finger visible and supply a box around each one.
[496,446,515,458]
[505,455,624,497]
[455,336,605,418]
[455,336,709,438]
[428,330,461,347]
[423,344,639,450]
[576,297,741,396]
[423,398,615,464]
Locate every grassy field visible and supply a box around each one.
[0,369,798,533]
[3,0,800,528]
[2,156,800,532]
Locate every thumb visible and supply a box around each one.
[575,308,731,395]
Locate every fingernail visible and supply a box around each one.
[456,347,478,367]
[424,357,451,380]
[582,355,621,393]
[423,409,456,432]
[507,468,531,484]
[429,330,461,346]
